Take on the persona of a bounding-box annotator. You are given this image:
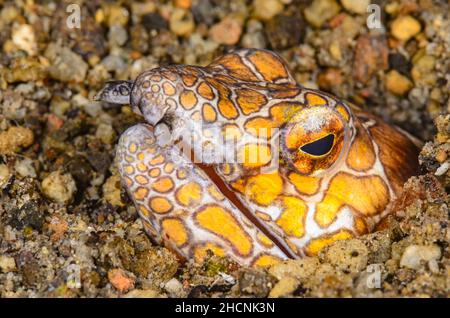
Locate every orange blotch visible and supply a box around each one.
[256,233,274,248]
[138,205,151,218]
[211,54,259,81]
[244,117,275,139]
[134,187,149,201]
[197,82,215,100]
[269,87,301,99]
[336,104,351,122]
[125,155,134,163]
[270,102,303,125]
[161,218,189,247]
[256,211,272,221]
[239,144,272,168]
[176,182,203,207]
[177,168,188,179]
[276,196,307,238]
[150,75,162,82]
[181,74,197,87]
[207,185,225,201]
[164,162,175,174]
[135,175,149,185]
[354,217,368,235]
[252,254,283,268]
[315,172,390,227]
[124,176,133,187]
[150,155,165,165]
[288,173,321,195]
[179,90,198,110]
[124,165,135,175]
[236,88,267,115]
[346,126,376,171]
[162,82,176,96]
[151,84,160,93]
[149,196,173,214]
[161,70,177,81]
[152,176,174,193]
[128,143,138,153]
[202,103,217,122]
[136,162,148,172]
[305,230,354,256]
[305,92,327,106]
[137,152,145,161]
[244,173,283,206]
[196,205,253,256]
[248,50,289,82]
[149,168,161,178]
[218,98,239,119]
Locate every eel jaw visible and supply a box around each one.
[94,80,133,105]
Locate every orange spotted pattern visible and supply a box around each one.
[112,48,420,266]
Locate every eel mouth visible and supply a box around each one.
[94,80,133,105]
[183,145,297,260]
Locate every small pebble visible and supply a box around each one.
[108,268,135,292]
[0,126,34,155]
[0,255,16,273]
[142,13,168,31]
[44,44,88,83]
[391,15,421,41]
[411,55,436,86]
[170,8,195,37]
[209,17,242,45]
[12,24,38,56]
[48,215,69,242]
[400,244,441,270]
[108,25,128,47]
[96,123,116,145]
[103,5,129,27]
[434,161,449,176]
[253,0,284,21]
[319,239,369,273]
[265,14,305,50]
[341,0,370,15]
[435,149,447,163]
[0,164,11,189]
[268,276,298,298]
[241,20,266,49]
[304,0,341,28]
[317,68,343,91]
[103,175,125,207]
[41,171,77,205]
[14,158,37,178]
[385,70,413,96]
[164,278,185,297]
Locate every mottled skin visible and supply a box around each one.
[96,49,420,267]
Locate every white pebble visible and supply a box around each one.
[41,171,77,205]
[400,244,441,270]
[164,278,184,296]
[434,161,449,176]
[15,158,37,178]
[0,255,16,273]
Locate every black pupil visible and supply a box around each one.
[300,134,335,156]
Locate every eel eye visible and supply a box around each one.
[300,134,335,157]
